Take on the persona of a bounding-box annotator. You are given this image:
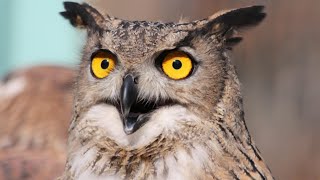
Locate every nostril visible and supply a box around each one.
[123,74,132,80]
[133,77,139,84]
[123,73,139,84]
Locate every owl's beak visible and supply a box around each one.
[119,74,170,135]
[120,74,145,135]
[120,74,138,118]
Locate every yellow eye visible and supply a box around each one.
[91,51,116,79]
[161,51,193,80]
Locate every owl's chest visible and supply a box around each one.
[70,144,213,180]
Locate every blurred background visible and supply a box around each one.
[0,0,319,179]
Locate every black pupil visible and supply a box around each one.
[172,60,182,70]
[101,59,109,69]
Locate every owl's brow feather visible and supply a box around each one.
[173,30,195,48]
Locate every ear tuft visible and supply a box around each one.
[225,37,243,50]
[60,1,105,31]
[213,6,266,29]
[204,5,266,48]
[60,2,87,28]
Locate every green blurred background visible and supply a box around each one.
[0,0,85,77]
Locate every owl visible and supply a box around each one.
[60,2,273,180]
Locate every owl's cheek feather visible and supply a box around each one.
[80,104,199,149]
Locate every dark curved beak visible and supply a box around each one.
[120,74,138,117]
[120,74,141,135]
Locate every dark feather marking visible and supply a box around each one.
[240,111,263,161]
[157,23,164,29]
[124,163,134,179]
[92,153,102,168]
[238,148,266,180]
[69,113,80,131]
[217,121,258,166]
[173,153,178,162]
[229,169,240,180]
[132,22,140,30]
[163,158,169,178]
[185,146,193,158]
[251,145,263,161]
[211,130,239,164]
[217,120,248,152]
[99,162,110,175]
[226,37,243,50]
[165,22,175,27]
[125,155,138,176]
[120,21,130,29]
[225,125,240,143]
[83,144,96,155]
[173,30,194,48]
[217,111,263,164]
[244,169,255,179]
[142,21,149,27]
[217,123,228,138]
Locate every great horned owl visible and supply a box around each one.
[60,2,273,179]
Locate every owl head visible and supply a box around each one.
[61,2,265,148]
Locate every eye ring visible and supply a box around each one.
[156,50,196,80]
[90,50,117,79]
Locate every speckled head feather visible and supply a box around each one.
[60,2,273,180]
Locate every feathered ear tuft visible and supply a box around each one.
[60,2,87,28]
[202,6,266,48]
[60,2,106,31]
[211,6,266,29]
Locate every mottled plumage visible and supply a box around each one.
[60,2,273,179]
